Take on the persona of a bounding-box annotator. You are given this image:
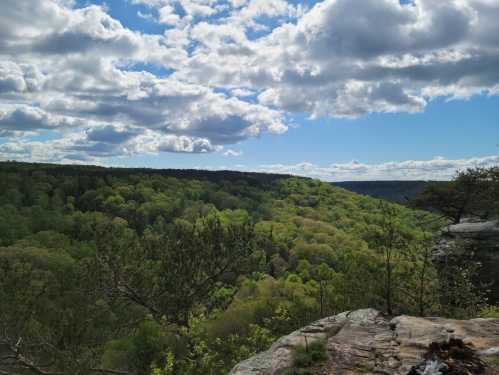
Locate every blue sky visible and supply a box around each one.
[1,0,498,180]
[110,95,499,169]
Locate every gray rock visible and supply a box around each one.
[230,309,499,375]
[443,220,499,239]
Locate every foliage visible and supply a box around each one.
[415,167,499,223]
[95,216,255,326]
[436,245,488,319]
[0,161,475,375]
[478,305,499,318]
[293,340,328,369]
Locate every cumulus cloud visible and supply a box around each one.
[0,106,84,135]
[245,0,499,118]
[1,0,499,163]
[0,62,45,93]
[173,0,499,117]
[85,125,143,144]
[0,0,288,161]
[0,130,220,164]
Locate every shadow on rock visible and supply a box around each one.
[408,338,487,375]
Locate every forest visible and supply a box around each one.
[0,161,498,375]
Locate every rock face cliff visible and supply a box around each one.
[435,219,499,303]
[230,309,499,374]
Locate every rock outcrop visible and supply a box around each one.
[230,309,499,374]
[435,219,499,302]
[436,220,499,250]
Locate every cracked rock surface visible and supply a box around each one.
[229,309,499,374]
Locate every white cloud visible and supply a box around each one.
[158,5,181,25]
[137,10,156,22]
[0,0,287,162]
[174,0,499,117]
[250,155,499,181]
[0,106,85,135]
[0,129,221,164]
[231,88,255,97]
[1,0,499,163]
[244,0,499,118]
[223,149,243,157]
[0,61,45,93]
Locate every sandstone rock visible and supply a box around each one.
[230,309,499,375]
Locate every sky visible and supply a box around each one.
[0,0,498,181]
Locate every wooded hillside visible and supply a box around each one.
[0,162,486,375]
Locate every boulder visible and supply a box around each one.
[230,309,499,374]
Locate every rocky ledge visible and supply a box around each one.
[230,309,499,374]
[437,219,499,247]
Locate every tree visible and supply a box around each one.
[0,245,119,375]
[0,161,458,373]
[436,242,488,319]
[373,201,408,315]
[398,233,439,317]
[96,216,256,327]
[414,168,495,224]
[315,263,336,317]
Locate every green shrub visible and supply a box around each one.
[293,339,327,368]
[478,305,499,318]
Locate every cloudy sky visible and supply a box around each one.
[1,0,498,180]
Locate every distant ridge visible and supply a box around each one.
[0,160,294,186]
[0,162,439,204]
[332,180,441,204]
